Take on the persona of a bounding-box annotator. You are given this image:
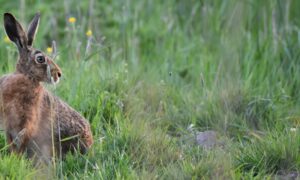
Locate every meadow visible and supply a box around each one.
[0,0,299,179]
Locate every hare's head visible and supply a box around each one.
[4,12,61,84]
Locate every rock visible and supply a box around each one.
[276,171,299,180]
[195,130,217,148]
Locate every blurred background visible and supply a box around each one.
[0,0,299,179]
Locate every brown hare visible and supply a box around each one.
[0,12,93,163]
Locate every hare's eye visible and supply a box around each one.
[36,56,45,63]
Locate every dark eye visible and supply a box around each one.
[36,56,45,63]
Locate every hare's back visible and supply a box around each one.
[42,91,93,153]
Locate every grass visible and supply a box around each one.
[0,0,300,179]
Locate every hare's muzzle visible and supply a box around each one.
[47,59,62,84]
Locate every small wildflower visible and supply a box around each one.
[116,99,124,109]
[290,128,297,132]
[4,36,10,43]
[99,136,105,143]
[68,17,76,23]
[92,163,100,170]
[46,47,53,54]
[86,30,92,37]
[187,124,195,132]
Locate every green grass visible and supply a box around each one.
[0,0,300,179]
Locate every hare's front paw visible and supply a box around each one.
[12,128,27,150]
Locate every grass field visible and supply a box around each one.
[0,0,299,179]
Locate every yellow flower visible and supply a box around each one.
[47,47,53,54]
[4,36,10,43]
[86,30,92,37]
[68,17,76,23]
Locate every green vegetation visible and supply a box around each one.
[0,0,299,179]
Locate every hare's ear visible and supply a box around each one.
[27,12,40,47]
[4,13,28,50]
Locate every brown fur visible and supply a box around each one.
[0,13,93,163]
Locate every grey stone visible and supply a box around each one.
[276,171,299,180]
[195,130,217,148]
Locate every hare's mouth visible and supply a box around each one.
[47,64,60,84]
[50,76,59,84]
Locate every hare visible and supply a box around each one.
[0,12,93,163]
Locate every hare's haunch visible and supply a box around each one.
[0,13,93,162]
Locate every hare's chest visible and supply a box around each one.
[0,75,42,128]
[0,74,40,103]
[1,85,35,114]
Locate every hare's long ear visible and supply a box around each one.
[4,13,28,50]
[27,12,40,47]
